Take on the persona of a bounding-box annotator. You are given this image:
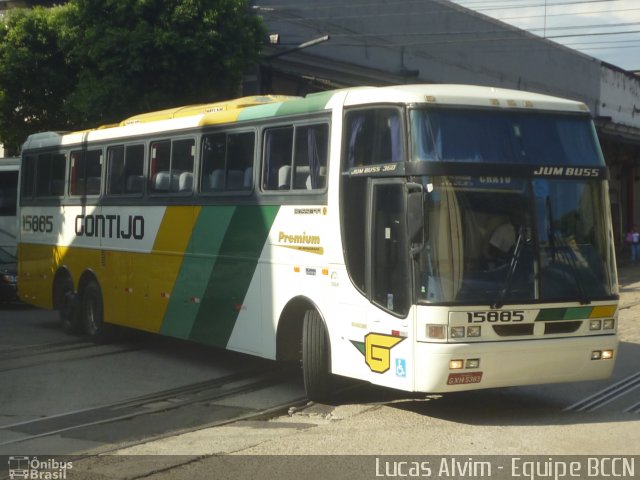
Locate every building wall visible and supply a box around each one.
[599,66,640,129]
[256,0,602,108]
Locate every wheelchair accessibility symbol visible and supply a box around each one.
[396,358,406,377]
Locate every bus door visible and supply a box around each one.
[368,179,414,318]
[360,179,422,387]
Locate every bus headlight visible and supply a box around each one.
[467,326,482,337]
[450,327,465,338]
[589,319,602,331]
[602,319,615,330]
[449,359,464,370]
[591,349,614,360]
[466,358,480,369]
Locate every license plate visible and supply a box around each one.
[447,372,483,385]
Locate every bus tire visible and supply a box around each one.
[81,281,112,342]
[302,310,331,401]
[55,277,81,334]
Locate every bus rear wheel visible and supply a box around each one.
[302,310,332,401]
[81,281,112,342]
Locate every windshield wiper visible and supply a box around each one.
[545,197,590,305]
[492,225,526,309]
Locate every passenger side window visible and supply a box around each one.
[344,108,403,168]
[262,127,293,190]
[35,153,66,197]
[107,144,144,196]
[0,170,18,215]
[70,149,102,196]
[21,155,36,199]
[150,138,195,194]
[201,131,255,193]
[293,124,328,190]
[262,123,328,191]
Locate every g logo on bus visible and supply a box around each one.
[351,333,405,374]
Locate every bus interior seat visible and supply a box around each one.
[86,177,101,195]
[278,165,291,189]
[126,175,144,194]
[295,165,326,190]
[154,171,171,192]
[179,171,193,192]
[294,166,309,189]
[243,167,253,189]
[227,170,244,190]
[209,169,224,191]
[51,180,65,196]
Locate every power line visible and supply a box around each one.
[454,0,625,10]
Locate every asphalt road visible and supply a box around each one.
[0,306,304,458]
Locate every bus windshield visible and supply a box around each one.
[411,108,604,166]
[415,176,617,305]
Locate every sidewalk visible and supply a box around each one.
[616,264,640,344]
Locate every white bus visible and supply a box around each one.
[18,85,618,399]
[0,157,20,257]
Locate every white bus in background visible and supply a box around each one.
[0,157,19,257]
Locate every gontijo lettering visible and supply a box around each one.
[75,214,144,239]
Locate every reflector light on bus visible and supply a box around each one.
[427,325,445,339]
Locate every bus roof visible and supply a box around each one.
[22,84,589,150]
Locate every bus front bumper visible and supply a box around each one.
[413,334,618,393]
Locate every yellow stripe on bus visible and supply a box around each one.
[126,206,201,332]
[589,305,617,318]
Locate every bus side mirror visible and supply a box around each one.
[406,183,424,256]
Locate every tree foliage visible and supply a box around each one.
[0,6,76,153]
[0,0,264,153]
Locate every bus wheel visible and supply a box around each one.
[55,278,81,334]
[81,281,112,342]
[302,310,332,401]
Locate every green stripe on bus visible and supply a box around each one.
[535,306,593,321]
[237,102,284,121]
[160,206,236,338]
[274,91,334,117]
[563,306,593,320]
[188,205,279,346]
[535,308,566,321]
[237,92,333,122]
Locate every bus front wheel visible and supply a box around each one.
[302,310,332,401]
